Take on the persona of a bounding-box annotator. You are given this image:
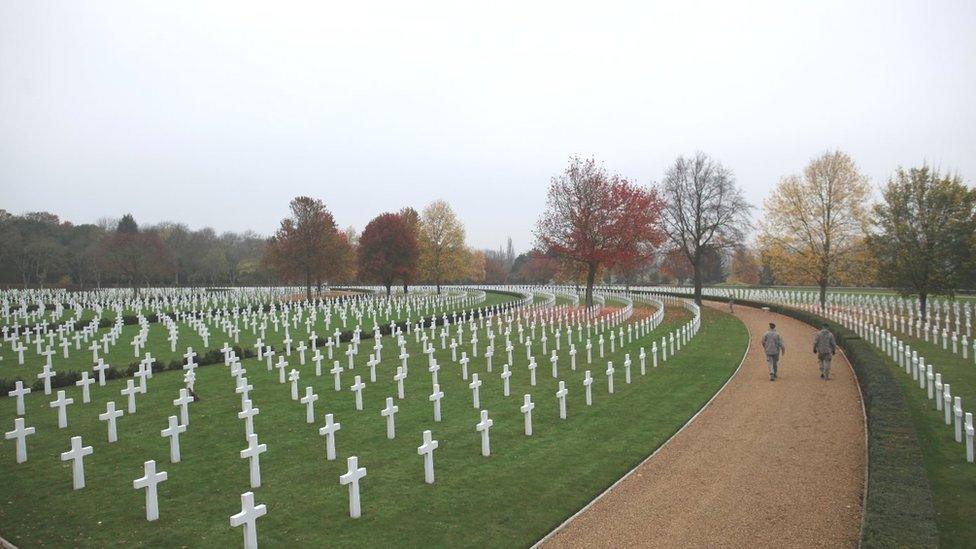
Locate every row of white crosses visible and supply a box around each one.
[815,302,976,464]
[223,291,587,545]
[4,342,196,522]
[3,287,680,546]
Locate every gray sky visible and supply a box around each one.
[2,1,974,251]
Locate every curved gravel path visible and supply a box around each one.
[540,304,865,548]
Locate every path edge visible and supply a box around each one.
[532,308,751,547]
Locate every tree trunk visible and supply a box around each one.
[386,283,392,296]
[818,279,827,310]
[692,262,703,305]
[920,292,928,321]
[585,263,597,308]
[305,271,312,302]
[403,283,408,294]
[436,281,441,294]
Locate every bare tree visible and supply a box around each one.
[660,152,752,305]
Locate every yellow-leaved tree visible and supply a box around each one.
[758,150,873,307]
[418,200,467,293]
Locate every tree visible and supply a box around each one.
[466,248,486,282]
[398,207,421,292]
[263,197,344,301]
[107,214,168,296]
[484,253,509,284]
[870,165,976,317]
[513,249,561,284]
[359,213,419,296]
[729,246,761,285]
[759,150,871,308]
[659,152,751,305]
[418,200,467,293]
[536,157,664,307]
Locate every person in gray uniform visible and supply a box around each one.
[761,322,786,381]
[813,323,837,380]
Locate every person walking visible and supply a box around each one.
[813,323,837,380]
[762,322,786,381]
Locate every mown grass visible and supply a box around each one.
[0,298,747,547]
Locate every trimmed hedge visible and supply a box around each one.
[633,290,939,548]
[0,345,257,397]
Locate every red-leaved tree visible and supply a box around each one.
[263,196,346,301]
[358,213,419,295]
[536,157,664,307]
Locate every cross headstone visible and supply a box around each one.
[8,380,30,416]
[583,370,593,405]
[229,491,267,549]
[469,373,482,409]
[99,401,124,443]
[476,409,493,456]
[319,413,341,460]
[380,397,399,439]
[300,387,318,424]
[417,429,439,484]
[60,436,93,490]
[240,433,268,489]
[520,394,535,436]
[351,375,366,411]
[133,460,168,521]
[289,369,300,400]
[429,383,444,422]
[556,381,568,419]
[161,415,186,463]
[173,388,194,426]
[4,417,35,463]
[50,390,74,429]
[394,367,407,399]
[339,456,367,518]
[122,379,139,414]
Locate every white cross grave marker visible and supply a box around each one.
[301,387,318,424]
[133,460,168,521]
[241,433,268,489]
[339,456,367,518]
[60,436,93,490]
[319,413,341,460]
[4,417,35,463]
[161,415,186,463]
[229,491,267,549]
[417,429,439,484]
[99,401,123,443]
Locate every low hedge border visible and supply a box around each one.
[0,345,258,397]
[629,290,938,548]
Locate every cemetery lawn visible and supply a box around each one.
[0,303,747,547]
[884,332,976,546]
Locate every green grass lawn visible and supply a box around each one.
[0,298,747,547]
[878,328,976,547]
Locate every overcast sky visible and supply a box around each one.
[2,1,974,251]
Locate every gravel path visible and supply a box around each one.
[540,304,865,548]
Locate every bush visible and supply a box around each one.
[0,376,28,395]
[31,370,82,393]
